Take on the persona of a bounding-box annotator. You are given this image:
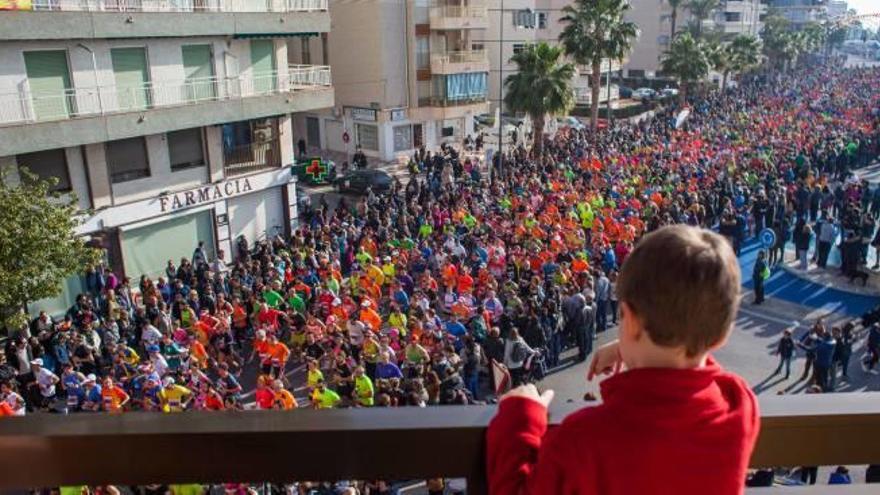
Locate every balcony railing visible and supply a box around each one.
[26,0,328,12]
[429,4,488,29]
[224,138,282,176]
[2,394,877,494]
[422,94,488,108]
[430,49,490,74]
[0,65,331,126]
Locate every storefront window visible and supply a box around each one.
[356,124,379,151]
[393,125,413,152]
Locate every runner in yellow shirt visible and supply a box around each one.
[310,379,341,409]
[353,366,374,407]
[159,377,193,413]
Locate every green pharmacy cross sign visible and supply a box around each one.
[305,158,328,182]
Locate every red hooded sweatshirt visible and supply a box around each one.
[487,357,759,495]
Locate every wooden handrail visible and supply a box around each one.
[1,394,879,493]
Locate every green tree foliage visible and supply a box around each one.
[0,168,101,333]
[504,42,576,155]
[660,32,710,105]
[559,0,639,129]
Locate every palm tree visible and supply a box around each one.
[761,13,791,70]
[686,0,719,38]
[503,42,575,155]
[668,0,684,40]
[559,0,639,129]
[724,34,762,89]
[660,32,710,105]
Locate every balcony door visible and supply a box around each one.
[182,44,216,102]
[111,47,151,111]
[250,40,277,95]
[23,50,74,121]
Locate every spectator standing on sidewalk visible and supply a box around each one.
[773,329,795,379]
[814,212,836,268]
[752,250,768,305]
[594,270,610,333]
[793,219,813,270]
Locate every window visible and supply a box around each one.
[301,37,312,65]
[471,43,484,52]
[17,148,71,192]
[417,80,432,105]
[356,124,379,151]
[537,12,547,29]
[513,44,525,55]
[168,128,205,171]
[513,9,536,28]
[724,12,742,22]
[106,137,150,183]
[416,37,430,70]
[321,33,329,65]
[393,125,413,152]
[628,69,646,78]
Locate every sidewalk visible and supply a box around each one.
[780,248,880,297]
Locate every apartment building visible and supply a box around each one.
[483,0,619,112]
[296,0,489,162]
[0,0,334,315]
[625,0,765,78]
[770,0,828,27]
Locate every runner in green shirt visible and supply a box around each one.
[353,366,374,407]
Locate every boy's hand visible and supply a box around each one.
[588,340,623,381]
[501,384,554,408]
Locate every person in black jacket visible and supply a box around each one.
[752,250,768,305]
[773,328,795,379]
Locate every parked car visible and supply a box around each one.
[334,169,393,194]
[618,86,633,99]
[556,116,586,132]
[632,87,657,101]
[659,87,679,98]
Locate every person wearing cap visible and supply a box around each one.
[147,345,169,377]
[80,374,102,412]
[141,374,162,411]
[359,300,382,333]
[159,377,193,413]
[28,358,59,411]
[100,376,130,413]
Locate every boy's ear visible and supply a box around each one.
[620,302,642,341]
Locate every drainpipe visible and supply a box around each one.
[77,43,102,115]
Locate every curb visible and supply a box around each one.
[778,262,880,298]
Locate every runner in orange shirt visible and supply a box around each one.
[100,376,130,413]
[359,300,383,333]
[266,333,290,379]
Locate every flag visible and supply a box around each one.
[492,359,511,396]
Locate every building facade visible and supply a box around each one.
[625,0,765,78]
[297,0,489,163]
[482,0,619,113]
[770,0,828,27]
[0,1,335,315]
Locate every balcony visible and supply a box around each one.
[26,0,328,12]
[429,4,488,30]
[224,138,282,177]
[0,0,330,40]
[430,50,490,74]
[0,394,878,494]
[0,65,333,156]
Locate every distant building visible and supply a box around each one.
[0,1,335,315]
[769,0,829,27]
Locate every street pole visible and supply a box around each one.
[606,58,612,124]
[496,0,504,182]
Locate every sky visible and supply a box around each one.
[846,0,875,16]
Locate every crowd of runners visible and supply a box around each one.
[1,57,879,425]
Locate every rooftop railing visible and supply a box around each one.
[0,65,331,126]
[25,0,328,13]
[0,393,878,494]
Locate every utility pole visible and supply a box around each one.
[496,0,505,181]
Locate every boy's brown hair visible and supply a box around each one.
[616,225,741,357]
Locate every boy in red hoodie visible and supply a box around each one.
[488,225,759,495]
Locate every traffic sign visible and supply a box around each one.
[759,228,776,249]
